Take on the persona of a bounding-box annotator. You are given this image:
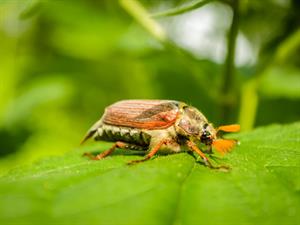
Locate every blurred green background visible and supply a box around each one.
[0,0,299,173]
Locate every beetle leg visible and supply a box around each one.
[186,140,229,170]
[186,140,212,167]
[203,145,213,154]
[83,141,127,160]
[127,140,166,165]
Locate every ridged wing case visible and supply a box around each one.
[103,100,180,129]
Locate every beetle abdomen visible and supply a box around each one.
[94,124,151,148]
[80,100,181,145]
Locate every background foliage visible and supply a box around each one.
[0,0,299,224]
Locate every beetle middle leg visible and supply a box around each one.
[127,139,167,165]
[203,145,213,154]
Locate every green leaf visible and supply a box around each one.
[0,123,299,225]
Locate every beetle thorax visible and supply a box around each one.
[175,105,217,144]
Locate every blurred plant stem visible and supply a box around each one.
[119,0,220,101]
[119,0,167,43]
[120,0,299,131]
[151,0,215,18]
[274,28,300,64]
[238,80,258,131]
[220,0,239,123]
[238,28,300,131]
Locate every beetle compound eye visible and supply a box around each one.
[200,129,212,145]
[204,130,210,136]
[201,132,210,140]
[202,125,211,137]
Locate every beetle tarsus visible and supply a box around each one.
[203,146,213,154]
[83,141,127,160]
[82,149,113,160]
[202,159,230,170]
[127,156,150,165]
[82,152,96,160]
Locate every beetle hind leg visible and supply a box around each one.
[83,141,126,160]
[83,142,120,160]
[83,141,138,160]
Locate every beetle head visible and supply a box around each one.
[176,105,240,154]
[175,105,217,144]
[200,123,216,145]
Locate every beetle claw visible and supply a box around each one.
[196,156,230,171]
[82,152,94,158]
[83,152,105,160]
[204,161,230,171]
[127,158,148,165]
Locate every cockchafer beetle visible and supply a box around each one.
[81,100,240,168]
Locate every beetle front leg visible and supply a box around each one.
[186,140,212,167]
[203,145,213,154]
[186,140,229,170]
[83,141,127,160]
[127,140,166,165]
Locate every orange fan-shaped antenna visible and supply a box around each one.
[212,139,237,155]
[217,124,240,133]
